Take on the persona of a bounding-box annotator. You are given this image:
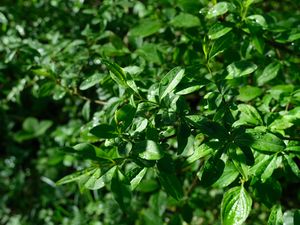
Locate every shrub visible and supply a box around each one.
[0,0,299,224]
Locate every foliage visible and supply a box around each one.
[1,0,300,224]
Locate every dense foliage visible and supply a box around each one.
[1,0,300,224]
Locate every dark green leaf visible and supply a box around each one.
[90,124,118,139]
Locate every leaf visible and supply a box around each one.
[79,73,104,90]
[198,156,225,187]
[236,131,285,154]
[185,115,228,139]
[237,85,262,102]
[257,62,281,86]
[160,67,185,100]
[115,104,136,130]
[158,171,183,200]
[208,22,232,40]
[129,19,162,38]
[221,185,252,225]
[170,13,200,28]
[209,32,233,59]
[130,168,147,190]
[102,59,127,87]
[82,100,90,121]
[86,166,117,190]
[284,154,300,177]
[56,167,96,185]
[90,124,118,139]
[261,155,281,182]
[133,140,164,160]
[186,142,218,164]
[206,2,230,19]
[268,204,283,225]
[111,169,132,211]
[213,161,239,188]
[177,121,190,154]
[226,60,258,79]
[234,104,263,126]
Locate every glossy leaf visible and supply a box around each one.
[221,186,252,225]
[226,61,258,79]
[160,67,185,100]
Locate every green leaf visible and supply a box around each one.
[234,104,263,126]
[237,85,262,102]
[261,155,281,182]
[90,124,118,139]
[209,32,233,59]
[129,18,162,38]
[208,22,232,40]
[186,142,218,164]
[226,61,258,79]
[236,131,285,154]
[160,67,185,100]
[56,167,96,185]
[102,59,127,87]
[213,161,239,188]
[185,115,228,139]
[82,100,90,121]
[130,168,147,190]
[133,140,164,160]
[257,62,281,86]
[115,104,136,130]
[111,169,132,211]
[198,156,225,187]
[158,171,183,200]
[177,121,190,154]
[221,185,252,225]
[268,204,283,225]
[170,13,200,28]
[79,73,104,90]
[284,154,300,177]
[206,2,230,19]
[85,166,117,190]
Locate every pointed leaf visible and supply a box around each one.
[221,185,252,225]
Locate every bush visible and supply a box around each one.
[0,0,299,224]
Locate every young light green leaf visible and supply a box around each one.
[237,85,262,102]
[90,124,118,139]
[257,62,281,86]
[170,13,200,28]
[221,185,252,225]
[226,61,258,79]
[160,67,185,100]
[208,22,232,40]
[268,204,283,225]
